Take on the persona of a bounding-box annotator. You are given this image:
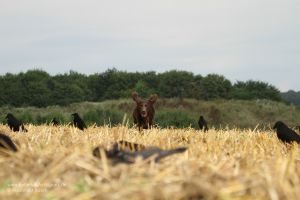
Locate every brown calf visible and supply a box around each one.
[132,92,158,131]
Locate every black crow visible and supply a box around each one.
[71,113,87,130]
[93,141,187,164]
[5,113,28,132]
[0,133,18,152]
[273,121,300,144]
[198,115,209,132]
[50,117,59,126]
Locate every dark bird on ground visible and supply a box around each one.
[198,115,209,132]
[93,140,187,165]
[71,113,87,130]
[273,121,300,144]
[50,117,59,126]
[0,133,18,152]
[5,113,28,132]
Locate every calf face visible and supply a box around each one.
[132,92,157,130]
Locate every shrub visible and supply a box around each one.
[155,110,197,128]
[83,109,124,126]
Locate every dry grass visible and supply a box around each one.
[0,125,300,200]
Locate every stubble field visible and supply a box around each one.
[0,125,300,200]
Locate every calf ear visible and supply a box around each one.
[148,94,158,104]
[132,92,140,102]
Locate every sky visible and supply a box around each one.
[0,0,299,91]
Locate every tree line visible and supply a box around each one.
[0,68,283,107]
[281,90,300,105]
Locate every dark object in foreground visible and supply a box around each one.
[5,113,28,132]
[50,117,59,126]
[132,92,158,131]
[71,113,87,130]
[0,133,18,152]
[116,140,146,152]
[273,121,300,144]
[93,141,187,164]
[198,115,208,132]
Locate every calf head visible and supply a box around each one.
[132,92,157,119]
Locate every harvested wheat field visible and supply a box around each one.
[1,125,300,200]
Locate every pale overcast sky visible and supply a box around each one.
[0,0,299,91]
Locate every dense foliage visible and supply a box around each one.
[281,90,300,105]
[0,68,283,107]
[0,99,299,129]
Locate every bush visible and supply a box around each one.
[83,109,125,126]
[36,112,67,125]
[19,111,34,124]
[155,110,197,128]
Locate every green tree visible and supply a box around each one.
[280,90,300,105]
[134,80,155,97]
[232,80,282,101]
[201,74,232,100]
[158,70,194,98]
[0,68,284,107]
[189,75,203,99]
